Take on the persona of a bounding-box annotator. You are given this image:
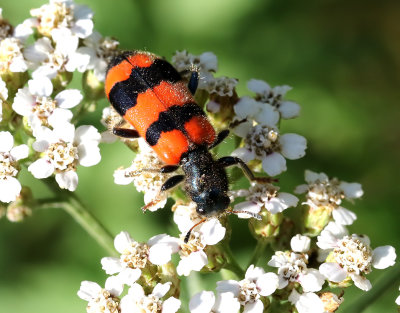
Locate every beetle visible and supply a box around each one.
[105,51,268,240]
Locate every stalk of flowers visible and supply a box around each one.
[295,169,363,235]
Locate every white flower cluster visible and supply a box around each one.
[171,50,238,98]
[232,79,306,176]
[0,0,122,202]
[295,169,363,226]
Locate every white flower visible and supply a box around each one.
[317,226,396,291]
[232,123,306,176]
[232,182,298,215]
[0,131,29,203]
[13,18,36,42]
[268,234,325,292]
[24,35,88,78]
[120,282,180,313]
[30,0,94,39]
[217,265,279,313]
[289,289,325,313]
[0,9,13,40]
[114,138,174,211]
[28,123,101,191]
[78,31,119,81]
[0,37,28,73]
[247,79,301,119]
[234,96,280,127]
[295,170,363,225]
[77,278,122,313]
[189,291,240,313]
[13,76,82,133]
[206,76,238,97]
[172,50,217,90]
[177,218,226,276]
[101,231,179,286]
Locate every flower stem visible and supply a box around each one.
[344,264,400,312]
[36,194,116,256]
[223,244,244,278]
[247,239,268,268]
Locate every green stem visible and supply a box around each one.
[36,195,116,256]
[344,265,400,312]
[247,239,268,268]
[223,244,245,278]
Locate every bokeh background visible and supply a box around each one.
[1,0,399,312]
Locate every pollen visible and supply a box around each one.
[45,141,78,172]
[333,235,372,275]
[120,241,149,269]
[237,280,260,305]
[245,125,280,158]
[0,153,18,178]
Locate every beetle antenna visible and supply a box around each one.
[227,207,262,220]
[184,218,207,243]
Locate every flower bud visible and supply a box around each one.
[303,205,331,236]
[6,186,33,222]
[82,69,105,101]
[249,210,283,239]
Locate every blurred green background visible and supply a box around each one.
[1,0,400,312]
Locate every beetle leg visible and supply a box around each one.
[209,129,230,149]
[113,127,140,138]
[217,156,277,183]
[161,175,185,192]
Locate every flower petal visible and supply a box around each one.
[177,251,208,276]
[339,182,363,199]
[257,272,279,296]
[10,144,29,161]
[262,152,286,176]
[280,133,307,160]
[162,297,181,313]
[332,207,357,225]
[152,282,171,298]
[200,218,226,246]
[372,246,396,269]
[28,158,54,178]
[55,89,83,109]
[290,234,311,253]
[189,291,215,313]
[0,177,21,203]
[55,171,78,191]
[319,262,347,282]
[0,131,13,152]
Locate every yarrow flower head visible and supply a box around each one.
[78,279,123,313]
[114,138,174,211]
[172,50,217,90]
[101,231,179,286]
[13,76,82,133]
[268,234,325,292]
[24,35,88,79]
[28,123,101,191]
[217,265,279,312]
[0,131,29,203]
[120,282,181,313]
[30,0,94,39]
[176,217,226,276]
[317,223,396,291]
[232,122,307,176]
[295,169,363,226]
[247,79,301,119]
[232,181,299,215]
[78,31,120,81]
[0,36,28,74]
